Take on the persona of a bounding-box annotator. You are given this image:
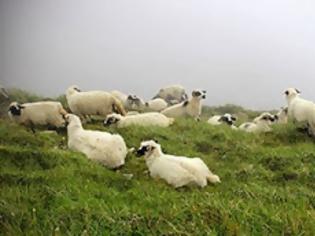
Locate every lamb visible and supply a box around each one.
[275,107,288,124]
[8,101,67,131]
[104,112,174,128]
[153,85,188,105]
[65,114,127,169]
[136,140,220,188]
[0,84,9,99]
[284,88,315,136]
[208,113,238,129]
[239,112,276,133]
[161,90,206,120]
[66,85,126,118]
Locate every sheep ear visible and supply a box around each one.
[154,139,159,144]
[203,90,207,93]
[183,101,189,107]
[295,88,301,94]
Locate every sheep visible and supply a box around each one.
[8,101,67,132]
[110,90,128,105]
[161,90,206,120]
[153,85,188,105]
[65,114,127,169]
[239,112,276,133]
[275,107,288,124]
[66,85,126,119]
[208,113,238,129]
[104,112,174,128]
[284,88,315,136]
[0,84,9,99]
[144,98,168,112]
[136,140,220,188]
[124,94,145,111]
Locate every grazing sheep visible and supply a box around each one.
[8,101,67,131]
[239,113,276,133]
[66,114,127,169]
[136,140,220,188]
[275,107,288,124]
[284,88,315,136]
[66,85,126,118]
[104,112,174,128]
[0,84,9,99]
[145,98,168,112]
[153,85,188,105]
[208,113,238,129]
[161,90,206,120]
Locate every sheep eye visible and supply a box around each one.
[285,91,289,95]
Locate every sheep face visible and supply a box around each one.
[104,114,122,126]
[192,90,206,100]
[257,113,276,125]
[64,114,81,127]
[67,85,81,96]
[126,95,144,109]
[284,88,300,99]
[8,102,25,116]
[136,140,160,158]
[219,114,237,126]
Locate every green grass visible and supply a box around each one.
[1,117,315,235]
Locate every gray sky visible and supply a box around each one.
[1,0,315,109]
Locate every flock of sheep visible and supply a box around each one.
[4,85,315,188]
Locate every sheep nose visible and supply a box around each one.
[136,149,145,157]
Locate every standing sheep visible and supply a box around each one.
[161,90,206,120]
[8,101,67,132]
[275,107,288,124]
[153,85,188,105]
[104,112,174,128]
[66,114,128,169]
[66,85,126,118]
[284,88,315,136]
[136,140,220,188]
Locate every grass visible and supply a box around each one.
[1,116,315,235]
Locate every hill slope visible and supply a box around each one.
[1,118,315,235]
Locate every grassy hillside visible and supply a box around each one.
[1,116,315,235]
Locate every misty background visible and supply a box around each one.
[0,0,314,109]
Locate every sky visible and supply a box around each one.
[1,0,315,109]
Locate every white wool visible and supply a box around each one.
[66,114,127,169]
[161,90,206,120]
[110,90,128,104]
[208,113,237,129]
[8,101,67,128]
[66,85,126,117]
[239,113,275,133]
[145,98,168,112]
[104,112,174,128]
[153,85,188,105]
[137,140,220,188]
[275,107,288,124]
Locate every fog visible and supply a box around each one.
[1,0,315,109]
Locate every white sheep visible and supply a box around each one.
[104,112,174,128]
[136,140,220,188]
[8,101,67,131]
[239,112,276,133]
[144,98,168,112]
[285,88,315,136]
[275,107,288,124]
[153,85,188,105]
[124,94,145,111]
[65,114,127,169]
[208,113,238,129]
[110,90,128,105]
[161,90,206,120]
[66,85,126,118]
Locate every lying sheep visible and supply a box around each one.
[161,90,206,120]
[208,113,237,129]
[66,85,126,118]
[275,107,288,124]
[136,140,220,188]
[66,114,127,169]
[285,88,315,136]
[145,98,168,112]
[239,112,276,133]
[153,85,188,105]
[8,101,67,132]
[104,112,174,128]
